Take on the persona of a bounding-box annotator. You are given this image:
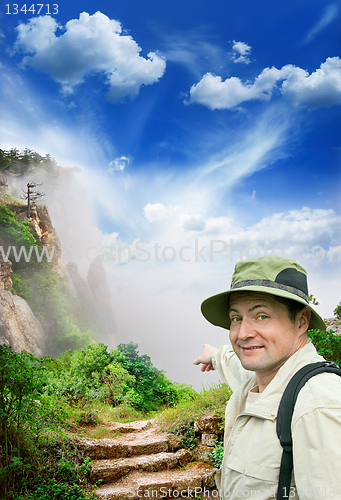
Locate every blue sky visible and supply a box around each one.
[1,0,340,386]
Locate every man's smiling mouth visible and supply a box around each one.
[241,346,264,350]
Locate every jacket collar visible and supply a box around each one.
[239,339,324,419]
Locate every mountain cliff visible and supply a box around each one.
[0,147,118,357]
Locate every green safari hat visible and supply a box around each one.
[201,257,326,331]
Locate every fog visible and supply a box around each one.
[8,162,340,391]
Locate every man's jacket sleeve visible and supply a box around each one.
[212,345,252,392]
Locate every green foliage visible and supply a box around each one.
[0,148,59,177]
[71,343,113,379]
[0,346,44,467]
[103,362,136,406]
[116,342,179,411]
[13,263,93,356]
[76,405,99,426]
[0,345,96,499]
[170,419,198,450]
[333,302,341,321]
[209,441,224,468]
[308,329,341,366]
[42,342,184,413]
[0,205,37,250]
[308,294,319,306]
[159,383,231,432]
[9,439,92,500]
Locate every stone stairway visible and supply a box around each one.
[75,420,218,500]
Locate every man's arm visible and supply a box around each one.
[194,344,252,391]
[193,344,218,372]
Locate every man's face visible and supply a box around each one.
[229,292,308,379]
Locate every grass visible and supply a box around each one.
[60,383,231,440]
[64,400,158,439]
[157,383,231,432]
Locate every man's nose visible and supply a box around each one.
[238,318,255,340]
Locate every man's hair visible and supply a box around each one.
[271,295,306,323]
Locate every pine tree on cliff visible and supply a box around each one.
[21,182,45,218]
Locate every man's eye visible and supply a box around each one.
[258,315,268,320]
[231,317,241,322]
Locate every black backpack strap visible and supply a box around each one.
[276,361,341,500]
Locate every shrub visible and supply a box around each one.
[115,342,180,411]
[170,419,198,450]
[210,441,224,468]
[333,302,341,321]
[0,345,95,499]
[0,346,44,465]
[0,205,37,253]
[159,383,231,433]
[308,329,341,366]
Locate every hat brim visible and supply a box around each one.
[201,285,326,332]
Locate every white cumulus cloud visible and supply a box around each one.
[13,11,166,102]
[186,65,292,110]
[186,57,341,110]
[239,207,341,248]
[231,40,251,64]
[281,57,341,108]
[144,203,174,222]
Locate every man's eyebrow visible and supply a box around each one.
[248,304,271,313]
[229,303,271,315]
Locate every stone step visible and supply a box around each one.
[109,420,154,434]
[76,434,179,460]
[91,420,154,436]
[90,452,178,484]
[93,462,218,500]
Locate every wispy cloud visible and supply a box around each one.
[109,156,131,173]
[304,4,339,43]
[158,31,227,77]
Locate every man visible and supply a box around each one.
[194,257,341,500]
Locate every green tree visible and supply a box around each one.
[0,346,44,494]
[102,362,136,406]
[333,302,341,321]
[116,342,178,411]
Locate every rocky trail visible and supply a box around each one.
[75,419,219,500]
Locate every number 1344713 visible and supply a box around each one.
[6,4,58,15]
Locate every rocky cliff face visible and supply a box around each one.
[0,255,13,289]
[0,255,45,356]
[0,290,45,357]
[88,256,118,347]
[0,171,10,197]
[67,256,118,347]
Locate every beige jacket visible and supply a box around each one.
[212,340,341,499]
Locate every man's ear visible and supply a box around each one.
[298,306,311,331]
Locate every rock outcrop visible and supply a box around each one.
[0,289,45,357]
[0,255,44,356]
[0,254,13,289]
[0,171,10,197]
[325,317,341,335]
[67,261,107,337]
